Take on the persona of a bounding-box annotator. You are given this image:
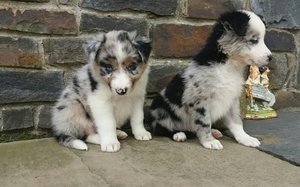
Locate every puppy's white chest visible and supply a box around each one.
[112,97,134,127]
[209,73,244,121]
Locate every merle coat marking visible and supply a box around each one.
[52,30,152,152]
[150,10,272,149]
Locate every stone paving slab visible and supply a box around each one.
[0,138,107,187]
[244,111,300,166]
[0,137,299,187]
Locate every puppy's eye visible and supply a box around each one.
[249,39,258,44]
[127,63,138,72]
[102,63,113,73]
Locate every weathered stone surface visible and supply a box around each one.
[244,111,300,165]
[56,0,77,5]
[38,105,52,129]
[295,32,300,89]
[0,36,42,68]
[80,13,147,35]
[269,53,298,91]
[273,90,300,109]
[43,38,85,64]
[152,24,212,58]
[268,53,288,90]
[11,0,49,2]
[298,65,300,89]
[283,53,298,89]
[2,107,34,131]
[0,8,77,35]
[147,62,187,93]
[59,0,72,5]
[0,70,64,104]
[265,30,296,52]
[251,0,300,29]
[81,0,177,16]
[186,0,243,19]
[1,138,300,186]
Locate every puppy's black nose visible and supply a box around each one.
[268,55,273,62]
[116,88,128,95]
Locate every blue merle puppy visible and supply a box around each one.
[52,30,152,152]
[150,10,272,150]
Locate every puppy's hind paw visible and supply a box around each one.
[71,139,88,151]
[201,139,223,150]
[211,129,223,139]
[117,130,128,140]
[173,132,187,142]
[134,130,152,141]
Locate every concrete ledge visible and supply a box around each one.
[0,137,299,186]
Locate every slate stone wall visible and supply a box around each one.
[0,0,299,131]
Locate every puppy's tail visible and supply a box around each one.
[56,134,88,151]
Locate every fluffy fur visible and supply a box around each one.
[52,30,152,152]
[150,10,272,150]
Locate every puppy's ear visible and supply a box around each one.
[84,33,106,63]
[118,31,152,63]
[135,36,152,63]
[220,11,250,37]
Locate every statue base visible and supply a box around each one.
[245,106,278,120]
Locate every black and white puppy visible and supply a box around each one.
[52,30,152,152]
[150,10,272,150]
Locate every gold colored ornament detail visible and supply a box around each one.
[245,65,277,119]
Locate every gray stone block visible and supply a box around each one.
[244,111,300,165]
[11,0,49,2]
[268,53,288,90]
[265,30,296,52]
[268,53,297,90]
[38,105,52,129]
[0,8,77,35]
[186,0,243,19]
[81,0,177,16]
[43,38,85,64]
[2,107,34,131]
[298,68,300,89]
[251,0,300,29]
[152,24,212,58]
[273,90,300,109]
[80,13,147,35]
[58,0,73,5]
[0,70,64,104]
[0,36,42,68]
[147,62,187,93]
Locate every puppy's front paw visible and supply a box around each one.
[236,134,261,147]
[100,140,120,152]
[134,130,152,141]
[201,139,223,150]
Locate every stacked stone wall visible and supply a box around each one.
[0,0,299,131]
